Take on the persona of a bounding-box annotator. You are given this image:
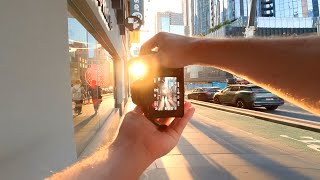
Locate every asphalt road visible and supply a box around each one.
[192,104,320,156]
[143,103,320,179]
[253,102,320,122]
[204,99,320,122]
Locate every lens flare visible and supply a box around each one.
[130,62,146,78]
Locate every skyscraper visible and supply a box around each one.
[191,0,211,35]
[155,12,186,35]
[210,0,319,24]
[258,0,276,17]
[207,0,319,38]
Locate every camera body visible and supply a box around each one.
[131,67,184,122]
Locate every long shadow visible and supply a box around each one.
[189,119,314,179]
[176,136,237,179]
[74,114,96,132]
[142,136,236,179]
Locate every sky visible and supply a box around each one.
[130,0,183,56]
[140,0,182,43]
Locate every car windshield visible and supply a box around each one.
[203,88,220,92]
[250,86,269,93]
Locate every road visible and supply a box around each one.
[142,104,320,179]
[252,102,320,122]
[204,99,320,122]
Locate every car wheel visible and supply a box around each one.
[213,97,220,104]
[266,106,278,110]
[236,99,246,109]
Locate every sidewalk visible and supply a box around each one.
[141,107,320,179]
[73,94,115,156]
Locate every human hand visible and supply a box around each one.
[113,102,195,163]
[138,32,199,68]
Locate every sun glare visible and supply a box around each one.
[130,62,146,78]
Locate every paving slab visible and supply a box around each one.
[141,167,197,180]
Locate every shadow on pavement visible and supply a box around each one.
[177,136,237,179]
[74,114,96,132]
[188,119,314,179]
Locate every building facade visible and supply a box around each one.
[184,0,233,89]
[208,0,320,38]
[155,12,186,35]
[191,0,211,35]
[210,0,320,25]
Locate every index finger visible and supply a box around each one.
[139,33,162,56]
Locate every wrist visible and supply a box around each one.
[187,37,216,66]
[107,139,154,174]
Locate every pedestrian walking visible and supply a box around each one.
[88,80,102,114]
[71,80,85,115]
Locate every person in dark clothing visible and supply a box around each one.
[88,80,102,114]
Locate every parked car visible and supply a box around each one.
[102,88,113,94]
[187,87,221,101]
[213,84,284,110]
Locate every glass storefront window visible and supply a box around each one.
[68,13,114,156]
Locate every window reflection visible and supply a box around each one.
[68,13,114,156]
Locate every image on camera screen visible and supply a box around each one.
[153,77,180,111]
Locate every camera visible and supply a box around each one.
[131,66,184,124]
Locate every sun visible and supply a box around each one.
[130,62,146,78]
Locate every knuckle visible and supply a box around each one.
[156,32,167,38]
[125,111,135,118]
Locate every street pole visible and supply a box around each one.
[317,17,320,36]
[244,0,257,38]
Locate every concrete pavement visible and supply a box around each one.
[142,104,320,180]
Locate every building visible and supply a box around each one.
[153,9,231,91]
[0,0,131,179]
[210,0,320,24]
[182,0,191,36]
[155,12,186,35]
[185,66,233,82]
[191,0,211,35]
[92,46,114,89]
[183,0,233,89]
[208,0,320,38]
[69,42,89,84]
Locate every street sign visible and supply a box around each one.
[125,16,142,31]
[130,0,144,23]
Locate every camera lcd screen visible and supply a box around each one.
[153,77,180,111]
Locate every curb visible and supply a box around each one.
[189,100,320,133]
